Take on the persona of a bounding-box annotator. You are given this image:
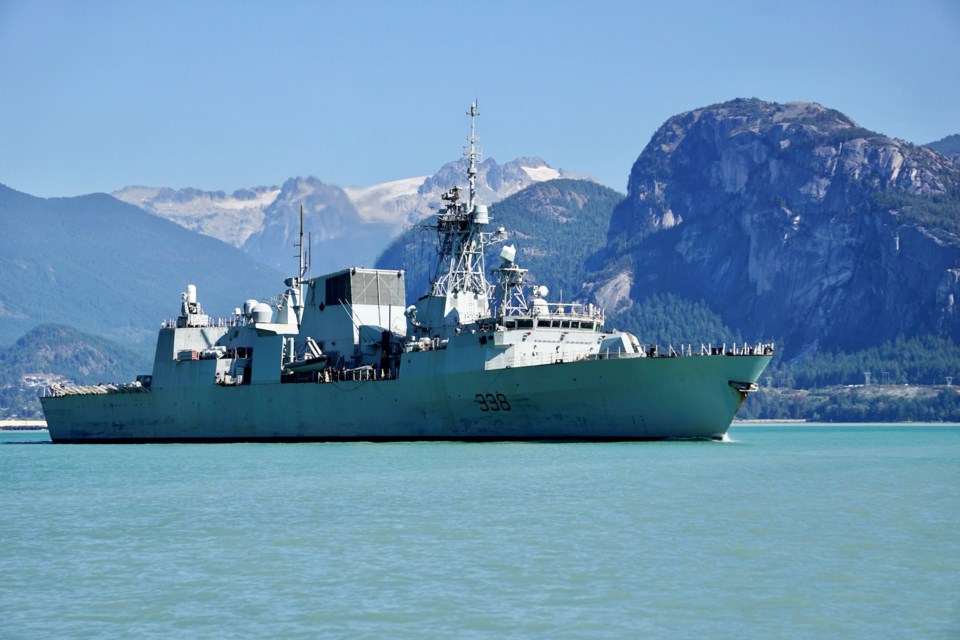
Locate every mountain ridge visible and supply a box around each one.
[0,183,282,351]
[113,157,592,272]
[926,133,960,163]
[586,98,960,354]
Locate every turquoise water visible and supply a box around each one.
[1,425,958,639]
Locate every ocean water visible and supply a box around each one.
[1,425,957,639]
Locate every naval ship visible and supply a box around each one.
[41,104,773,443]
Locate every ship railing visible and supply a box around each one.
[161,316,242,330]
[626,342,775,358]
[42,381,150,398]
[503,302,604,321]
[693,342,775,357]
[540,301,604,319]
[486,341,775,370]
[487,351,634,370]
[282,365,398,384]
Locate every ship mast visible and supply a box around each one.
[283,204,308,324]
[295,204,308,281]
[466,100,480,211]
[411,102,505,337]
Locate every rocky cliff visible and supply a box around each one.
[590,99,960,354]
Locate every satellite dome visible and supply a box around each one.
[252,303,273,324]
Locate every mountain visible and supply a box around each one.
[113,157,589,274]
[112,184,278,247]
[0,324,151,419]
[376,179,623,304]
[927,134,960,163]
[0,183,283,352]
[416,156,584,207]
[240,176,394,273]
[586,98,960,355]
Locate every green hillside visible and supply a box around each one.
[926,133,960,157]
[738,335,960,421]
[608,293,742,346]
[0,183,283,354]
[0,324,152,419]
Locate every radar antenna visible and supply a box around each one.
[464,100,482,211]
[410,101,504,337]
[281,204,309,325]
[295,205,307,280]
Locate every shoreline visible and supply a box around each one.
[0,420,48,431]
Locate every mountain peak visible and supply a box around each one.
[593,98,960,353]
[113,155,591,274]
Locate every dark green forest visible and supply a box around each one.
[927,133,960,157]
[872,186,960,239]
[739,385,960,422]
[612,296,960,422]
[609,293,742,347]
[765,335,960,388]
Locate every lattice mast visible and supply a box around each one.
[466,101,480,211]
[428,102,501,305]
[491,245,529,317]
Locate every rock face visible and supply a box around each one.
[241,177,392,274]
[591,99,960,353]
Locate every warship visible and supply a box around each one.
[42,104,773,443]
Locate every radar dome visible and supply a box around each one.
[252,303,273,324]
[500,245,516,264]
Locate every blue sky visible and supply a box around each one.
[1,0,957,197]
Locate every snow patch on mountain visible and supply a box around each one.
[522,165,561,181]
[344,176,428,223]
[114,157,596,270]
[112,185,281,247]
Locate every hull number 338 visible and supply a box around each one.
[475,393,511,412]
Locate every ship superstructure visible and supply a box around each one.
[41,104,774,442]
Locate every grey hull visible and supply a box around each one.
[42,353,771,443]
